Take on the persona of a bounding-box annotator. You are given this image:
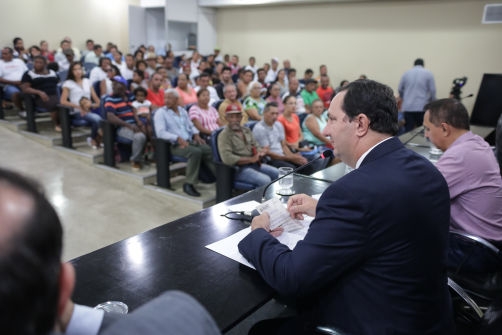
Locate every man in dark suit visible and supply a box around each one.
[0,168,220,335]
[238,80,454,335]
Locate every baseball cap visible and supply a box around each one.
[146,52,157,60]
[225,104,242,114]
[111,76,128,87]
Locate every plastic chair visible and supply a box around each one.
[210,127,255,203]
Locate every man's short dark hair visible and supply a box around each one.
[93,44,102,51]
[414,58,424,66]
[199,72,210,80]
[0,168,63,335]
[13,37,22,46]
[33,55,47,63]
[257,68,265,74]
[99,57,109,67]
[424,98,470,131]
[86,39,94,44]
[133,86,147,97]
[222,66,232,73]
[340,79,399,136]
[264,102,278,113]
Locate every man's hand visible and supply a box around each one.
[289,153,308,166]
[177,137,189,148]
[193,134,205,145]
[251,212,283,237]
[39,92,49,102]
[287,194,318,220]
[129,124,140,133]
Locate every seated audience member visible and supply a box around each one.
[316,74,334,109]
[145,52,158,78]
[252,102,313,172]
[26,45,41,68]
[217,104,279,188]
[132,87,153,142]
[214,66,233,99]
[155,67,172,90]
[242,81,267,121]
[20,55,60,131]
[302,99,332,149]
[278,96,308,153]
[130,69,148,91]
[315,64,329,82]
[39,40,55,62]
[195,72,219,106]
[58,36,81,60]
[265,57,280,84]
[300,78,320,113]
[275,69,288,97]
[256,68,268,93]
[423,98,502,273]
[266,82,285,114]
[245,56,258,79]
[281,77,306,114]
[218,84,246,126]
[175,73,197,107]
[0,47,28,117]
[136,60,149,80]
[0,167,221,335]
[60,62,102,147]
[84,44,103,65]
[154,89,215,197]
[54,39,71,69]
[122,53,135,81]
[164,57,178,84]
[298,68,314,88]
[146,72,165,111]
[100,65,121,97]
[12,37,29,62]
[283,59,292,76]
[90,57,111,85]
[105,76,146,172]
[80,38,94,58]
[237,69,254,98]
[189,88,220,141]
[238,79,454,335]
[229,54,240,76]
[112,50,126,74]
[334,79,350,94]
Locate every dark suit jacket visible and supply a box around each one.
[239,137,454,334]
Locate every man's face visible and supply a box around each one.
[289,79,299,92]
[320,66,327,75]
[226,112,243,130]
[151,74,162,89]
[283,60,291,69]
[1,48,12,61]
[87,41,94,51]
[164,58,173,69]
[243,71,253,83]
[321,76,329,89]
[112,81,126,96]
[221,70,231,82]
[306,82,316,92]
[113,53,121,63]
[257,70,266,82]
[147,58,157,68]
[263,107,279,126]
[249,58,255,66]
[33,58,45,72]
[323,91,357,164]
[199,76,209,88]
[271,60,278,70]
[165,93,177,108]
[101,58,111,69]
[126,55,134,68]
[423,111,446,151]
[231,55,238,65]
[61,42,70,50]
[15,39,24,50]
[224,86,237,101]
[312,101,324,115]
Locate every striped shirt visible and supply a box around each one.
[104,93,136,124]
[188,104,219,132]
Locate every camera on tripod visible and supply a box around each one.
[450,76,467,100]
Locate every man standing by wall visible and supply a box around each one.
[398,58,436,132]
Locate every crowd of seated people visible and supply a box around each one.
[1,34,384,192]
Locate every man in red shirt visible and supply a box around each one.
[146,72,165,111]
[316,74,334,109]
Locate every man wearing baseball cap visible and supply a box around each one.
[217,103,278,188]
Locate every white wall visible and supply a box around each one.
[0,0,139,54]
[216,0,502,112]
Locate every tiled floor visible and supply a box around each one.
[0,124,201,261]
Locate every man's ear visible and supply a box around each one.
[440,122,451,136]
[57,262,75,317]
[355,113,370,136]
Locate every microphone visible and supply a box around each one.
[260,150,334,201]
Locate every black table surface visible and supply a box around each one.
[71,174,333,332]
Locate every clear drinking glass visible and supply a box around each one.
[277,167,294,196]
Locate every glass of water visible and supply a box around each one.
[277,167,294,196]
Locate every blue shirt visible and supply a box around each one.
[398,65,436,112]
[154,105,199,143]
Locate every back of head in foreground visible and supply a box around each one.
[0,168,63,335]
